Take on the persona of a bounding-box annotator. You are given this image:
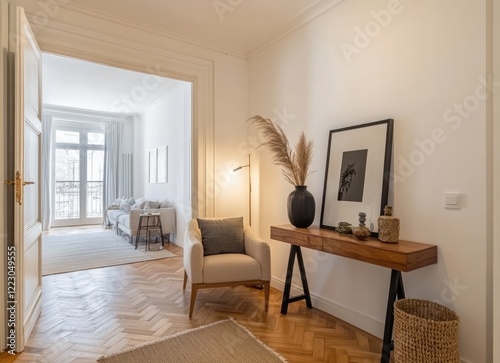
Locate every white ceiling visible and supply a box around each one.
[66,0,340,56]
[43,53,184,114]
[43,1,340,114]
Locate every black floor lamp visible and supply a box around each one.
[233,154,251,226]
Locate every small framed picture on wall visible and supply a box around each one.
[149,149,157,183]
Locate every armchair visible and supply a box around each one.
[183,218,271,318]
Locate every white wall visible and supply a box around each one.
[135,83,191,243]
[249,1,489,362]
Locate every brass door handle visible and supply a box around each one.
[3,171,33,205]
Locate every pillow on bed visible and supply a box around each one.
[196,217,245,256]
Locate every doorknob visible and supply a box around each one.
[3,171,34,205]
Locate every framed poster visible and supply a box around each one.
[320,119,393,236]
[149,149,157,183]
[157,146,168,183]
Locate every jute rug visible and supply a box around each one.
[43,230,175,275]
[97,318,287,363]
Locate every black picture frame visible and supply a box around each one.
[319,119,394,236]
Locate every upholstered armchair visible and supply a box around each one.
[183,217,271,318]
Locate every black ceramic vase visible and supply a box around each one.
[287,185,315,228]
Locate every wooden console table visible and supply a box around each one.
[270,224,437,363]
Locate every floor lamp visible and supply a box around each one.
[233,154,251,226]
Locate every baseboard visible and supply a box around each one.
[271,277,385,339]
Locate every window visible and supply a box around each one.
[52,122,105,226]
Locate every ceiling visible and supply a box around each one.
[42,1,341,114]
[43,53,184,114]
[66,0,341,56]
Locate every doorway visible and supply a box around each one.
[42,53,193,234]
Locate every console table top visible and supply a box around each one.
[270,224,437,272]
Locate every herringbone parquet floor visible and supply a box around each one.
[1,227,386,363]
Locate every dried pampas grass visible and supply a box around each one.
[248,115,313,186]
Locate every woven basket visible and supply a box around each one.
[394,299,459,363]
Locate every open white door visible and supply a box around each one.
[4,3,43,352]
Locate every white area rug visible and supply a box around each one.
[42,230,175,275]
[97,318,287,363]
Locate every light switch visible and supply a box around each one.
[443,192,460,209]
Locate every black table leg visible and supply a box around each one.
[280,245,313,314]
[135,226,141,249]
[380,269,405,363]
[296,246,313,309]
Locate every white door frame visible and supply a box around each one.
[0,0,8,351]
[493,0,500,360]
[32,26,215,220]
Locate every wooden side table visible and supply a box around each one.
[270,224,437,363]
[135,213,164,251]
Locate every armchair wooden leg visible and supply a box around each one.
[263,281,270,312]
[183,270,188,290]
[189,284,199,318]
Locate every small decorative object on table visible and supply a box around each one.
[352,212,371,240]
[378,206,400,243]
[144,201,151,214]
[336,222,352,234]
[248,115,315,228]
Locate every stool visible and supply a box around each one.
[135,213,164,251]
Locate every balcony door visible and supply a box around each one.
[52,123,105,227]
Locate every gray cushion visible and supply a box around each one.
[197,217,245,256]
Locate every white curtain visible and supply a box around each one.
[103,121,123,209]
[119,153,133,198]
[41,115,53,230]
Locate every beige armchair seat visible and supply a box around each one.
[183,218,271,318]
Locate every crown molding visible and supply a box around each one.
[55,2,248,59]
[30,1,344,59]
[248,0,348,58]
[138,82,186,117]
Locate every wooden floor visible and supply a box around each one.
[1,227,386,363]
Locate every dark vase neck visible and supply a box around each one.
[295,185,307,190]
